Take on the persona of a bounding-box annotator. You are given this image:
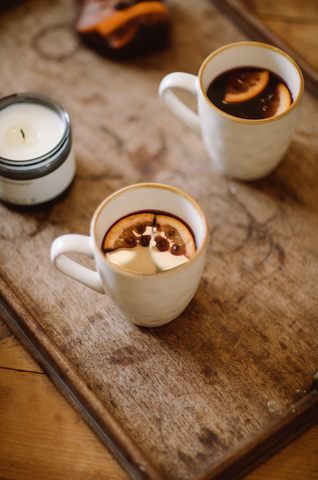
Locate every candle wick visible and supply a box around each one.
[20,129,25,141]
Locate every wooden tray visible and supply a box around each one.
[213,0,318,97]
[1,1,318,479]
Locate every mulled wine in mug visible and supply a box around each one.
[50,183,208,327]
[159,41,304,181]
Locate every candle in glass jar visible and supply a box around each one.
[0,93,75,208]
[0,102,65,160]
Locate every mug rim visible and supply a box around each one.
[198,41,304,125]
[91,182,209,277]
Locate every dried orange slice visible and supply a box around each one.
[224,70,270,104]
[154,214,196,258]
[102,213,154,252]
[102,212,196,273]
[150,214,196,272]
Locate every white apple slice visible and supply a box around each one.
[107,244,156,274]
[150,248,189,272]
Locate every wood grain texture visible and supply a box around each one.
[1,274,317,480]
[213,0,318,96]
[1,1,318,479]
[1,324,317,480]
[237,0,318,72]
[0,334,130,480]
[0,276,162,480]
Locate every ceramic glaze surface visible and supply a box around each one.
[95,245,206,326]
[51,183,208,327]
[159,42,304,181]
[198,91,301,180]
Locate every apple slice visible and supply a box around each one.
[106,244,156,274]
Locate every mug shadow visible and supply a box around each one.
[136,286,254,390]
[244,138,318,213]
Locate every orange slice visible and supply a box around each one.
[150,214,195,271]
[224,70,270,104]
[107,22,139,49]
[259,82,292,118]
[102,213,155,252]
[75,1,170,35]
[103,212,196,273]
[272,83,292,116]
[154,214,196,258]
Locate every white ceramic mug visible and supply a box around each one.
[159,41,304,181]
[50,183,208,327]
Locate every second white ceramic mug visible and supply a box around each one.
[50,183,208,327]
[159,41,304,181]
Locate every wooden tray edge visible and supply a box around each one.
[212,0,318,97]
[1,275,317,480]
[0,275,164,480]
[196,377,318,480]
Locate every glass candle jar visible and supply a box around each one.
[0,93,76,208]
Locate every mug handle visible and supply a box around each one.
[158,72,201,137]
[50,234,105,294]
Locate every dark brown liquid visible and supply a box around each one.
[206,67,293,120]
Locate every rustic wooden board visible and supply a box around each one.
[0,325,132,480]
[236,0,318,73]
[1,1,318,480]
[1,321,317,480]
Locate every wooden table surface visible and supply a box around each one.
[1,1,318,479]
[1,317,317,479]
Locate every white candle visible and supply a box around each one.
[0,103,65,161]
[0,93,76,207]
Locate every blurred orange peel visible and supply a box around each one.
[75,2,170,49]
